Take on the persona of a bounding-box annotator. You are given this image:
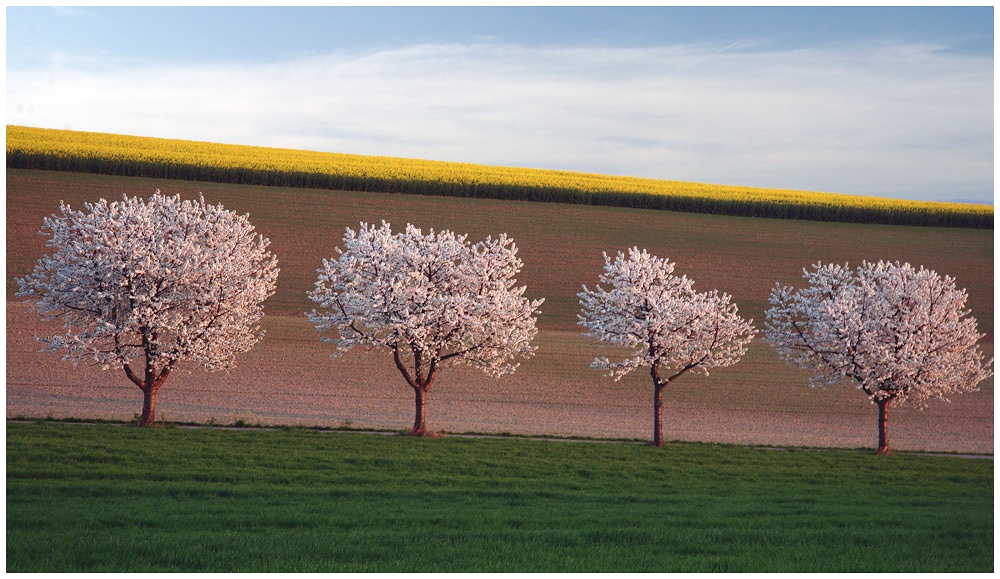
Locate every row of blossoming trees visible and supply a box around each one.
[16,193,993,454]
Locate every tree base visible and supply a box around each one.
[406,428,445,438]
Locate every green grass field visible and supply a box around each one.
[6,422,993,572]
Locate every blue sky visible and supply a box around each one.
[6,6,994,203]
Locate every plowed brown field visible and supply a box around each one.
[6,170,993,453]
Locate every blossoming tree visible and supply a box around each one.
[578,247,757,447]
[307,221,544,436]
[765,261,993,454]
[16,191,280,427]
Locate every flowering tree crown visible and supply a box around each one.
[307,221,544,380]
[17,191,280,375]
[765,260,993,406]
[578,247,757,382]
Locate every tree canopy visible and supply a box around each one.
[17,191,279,426]
[765,260,993,453]
[307,221,543,435]
[579,247,757,446]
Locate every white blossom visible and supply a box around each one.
[765,260,993,453]
[578,247,757,446]
[306,221,543,435]
[16,191,280,426]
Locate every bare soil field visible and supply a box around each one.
[6,170,993,453]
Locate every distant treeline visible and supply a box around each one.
[7,125,992,229]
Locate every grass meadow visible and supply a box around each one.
[6,421,993,572]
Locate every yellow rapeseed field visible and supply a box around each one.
[7,125,991,228]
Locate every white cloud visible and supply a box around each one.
[6,41,993,202]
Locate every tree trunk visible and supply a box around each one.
[393,345,436,437]
[653,382,665,447]
[411,386,428,436]
[876,398,891,455]
[124,357,170,428]
[138,385,159,427]
[650,364,668,447]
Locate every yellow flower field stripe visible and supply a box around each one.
[6,125,992,228]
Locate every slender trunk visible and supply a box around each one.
[648,360,697,447]
[124,354,171,428]
[653,382,665,447]
[138,385,159,427]
[412,386,428,436]
[650,364,666,447]
[394,345,436,436]
[876,398,891,455]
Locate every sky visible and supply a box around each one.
[5,6,995,204]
